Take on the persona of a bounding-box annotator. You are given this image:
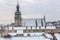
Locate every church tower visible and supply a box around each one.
[15,2,22,27]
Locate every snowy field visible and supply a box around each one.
[3,23,60,40]
[0,36,50,40]
[8,32,60,40]
[1,26,60,40]
[0,34,60,40]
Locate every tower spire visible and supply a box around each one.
[16,1,19,12]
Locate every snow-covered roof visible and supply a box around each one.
[22,19,45,27]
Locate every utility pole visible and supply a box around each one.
[43,16,46,29]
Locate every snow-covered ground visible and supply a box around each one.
[4,26,59,40]
[7,26,56,37]
[0,33,60,40]
[0,36,50,40]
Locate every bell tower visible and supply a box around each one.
[15,2,22,27]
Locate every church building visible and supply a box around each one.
[10,2,46,27]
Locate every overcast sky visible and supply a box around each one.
[0,0,60,24]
